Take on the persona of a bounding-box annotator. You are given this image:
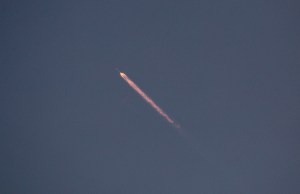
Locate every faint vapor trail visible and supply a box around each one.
[119,72,180,129]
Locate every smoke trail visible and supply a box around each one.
[120,72,180,128]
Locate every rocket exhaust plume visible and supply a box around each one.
[119,72,180,129]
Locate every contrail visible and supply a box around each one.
[119,71,180,129]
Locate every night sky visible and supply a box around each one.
[1,0,300,193]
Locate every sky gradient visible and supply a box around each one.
[1,0,300,193]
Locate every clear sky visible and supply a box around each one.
[1,0,300,193]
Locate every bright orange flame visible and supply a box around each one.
[120,72,179,128]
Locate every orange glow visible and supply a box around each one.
[120,72,179,128]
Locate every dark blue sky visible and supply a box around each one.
[1,0,300,193]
